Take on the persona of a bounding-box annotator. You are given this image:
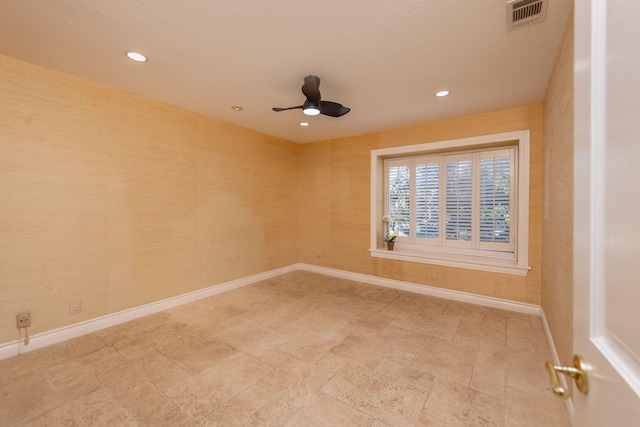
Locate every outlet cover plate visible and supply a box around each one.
[16,312,31,328]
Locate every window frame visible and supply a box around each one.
[370,130,531,276]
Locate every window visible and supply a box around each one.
[385,148,515,255]
[370,131,531,275]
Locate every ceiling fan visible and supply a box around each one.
[273,75,350,117]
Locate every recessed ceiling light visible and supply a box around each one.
[231,106,243,111]
[300,122,309,127]
[126,51,147,62]
[435,90,450,97]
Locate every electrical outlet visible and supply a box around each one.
[69,302,82,314]
[16,312,31,329]
[431,272,437,280]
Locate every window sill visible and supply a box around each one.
[369,247,531,276]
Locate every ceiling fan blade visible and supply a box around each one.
[301,75,321,104]
[319,101,350,117]
[272,105,304,112]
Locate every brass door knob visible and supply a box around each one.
[545,354,589,399]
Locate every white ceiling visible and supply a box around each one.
[0,0,572,144]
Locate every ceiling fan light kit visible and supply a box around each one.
[303,106,320,116]
[273,75,350,118]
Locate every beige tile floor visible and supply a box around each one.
[0,271,569,426]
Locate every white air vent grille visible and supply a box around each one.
[507,0,548,28]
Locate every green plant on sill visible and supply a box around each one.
[383,235,396,243]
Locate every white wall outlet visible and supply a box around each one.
[69,302,82,314]
[431,272,438,280]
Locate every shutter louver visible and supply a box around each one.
[480,156,511,244]
[388,165,410,237]
[416,163,439,239]
[445,160,472,242]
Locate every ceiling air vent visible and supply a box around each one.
[507,0,548,29]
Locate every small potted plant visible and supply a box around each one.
[382,214,398,250]
[384,235,396,250]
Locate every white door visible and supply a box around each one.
[573,0,640,425]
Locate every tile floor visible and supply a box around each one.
[0,271,569,426]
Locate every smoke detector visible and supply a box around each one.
[507,0,548,29]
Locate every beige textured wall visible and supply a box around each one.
[0,55,299,344]
[542,11,574,365]
[0,49,555,347]
[300,105,544,305]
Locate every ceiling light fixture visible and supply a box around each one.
[126,51,147,62]
[231,106,243,111]
[303,106,320,116]
[300,122,309,127]
[435,90,450,97]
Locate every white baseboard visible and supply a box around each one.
[540,307,574,426]
[1,262,540,361]
[295,263,540,315]
[0,265,298,361]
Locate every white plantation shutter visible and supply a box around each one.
[387,161,410,237]
[384,146,516,256]
[479,149,514,251]
[416,162,439,242]
[445,157,473,247]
